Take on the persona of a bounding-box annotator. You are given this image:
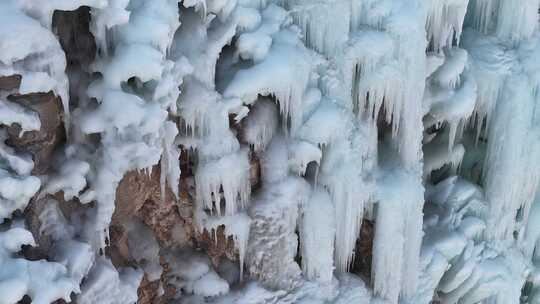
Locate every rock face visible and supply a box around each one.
[108,166,195,302]
[0,75,22,91]
[6,92,65,175]
[110,165,195,252]
[2,1,540,304]
[52,7,96,68]
[352,219,374,282]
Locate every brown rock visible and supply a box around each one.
[52,7,96,67]
[137,274,161,304]
[249,152,261,190]
[138,195,192,249]
[107,224,131,268]
[197,226,238,267]
[0,74,21,90]
[111,160,196,302]
[6,92,65,175]
[23,195,56,256]
[352,219,374,283]
[112,164,194,250]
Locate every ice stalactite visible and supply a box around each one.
[0,4,120,303]
[279,0,351,57]
[349,0,426,169]
[82,0,187,249]
[272,4,427,299]
[424,47,477,153]
[2,0,540,303]
[201,213,251,280]
[462,8,540,242]
[373,157,425,304]
[467,0,540,45]
[224,4,323,134]
[329,4,429,297]
[303,107,376,273]
[195,149,251,215]
[425,0,469,52]
[418,3,540,301]
[175,1,263,280]
[461,30,511,142]
[175,5,248,213]
[241,97,279,153]
[372,181,406,304]
[299,189,335,284]
[423,132,466,178]
[481,72,540,241]
[280,0,379,278]
[246,136,311,289]
[348,1,427,301]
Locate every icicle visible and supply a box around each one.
[288,141,322,176]
[482,76,540,241]
[242,97,278,152]
[349,0,391,31]
[330,179,369,273]
[300,189,335,283]
[195,149,251,215]
[344,30,395,118]
[81,0,185,250]
[299,98,377,273]
[400,177,425,301]
[425,0,469,52]
[461,30,507,142]
[494,0,540,45]
[467,0,540,45]
[373,168,424,304]
[201,213,251,280]
[522,192,540,258]
[372,188,405,304]
[432,48,468,90]
[246,175,309,289]
[467,0,496,34]
[160,121,181,200]
[424,141,465,177]
[461,26,540,242]
[284,0,351,57]
[224,5,323,134]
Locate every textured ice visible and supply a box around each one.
[299,189,335,284]
[1,0,540,303]
[78,257,142,304]
[195,149,251,216]
[198,212,251,279]
[162,249,230,298]
[0,225,78,304]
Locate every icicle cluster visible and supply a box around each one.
[1,0,540,303]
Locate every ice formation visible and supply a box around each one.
[0,0,540,303]
[0,225,78,304]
